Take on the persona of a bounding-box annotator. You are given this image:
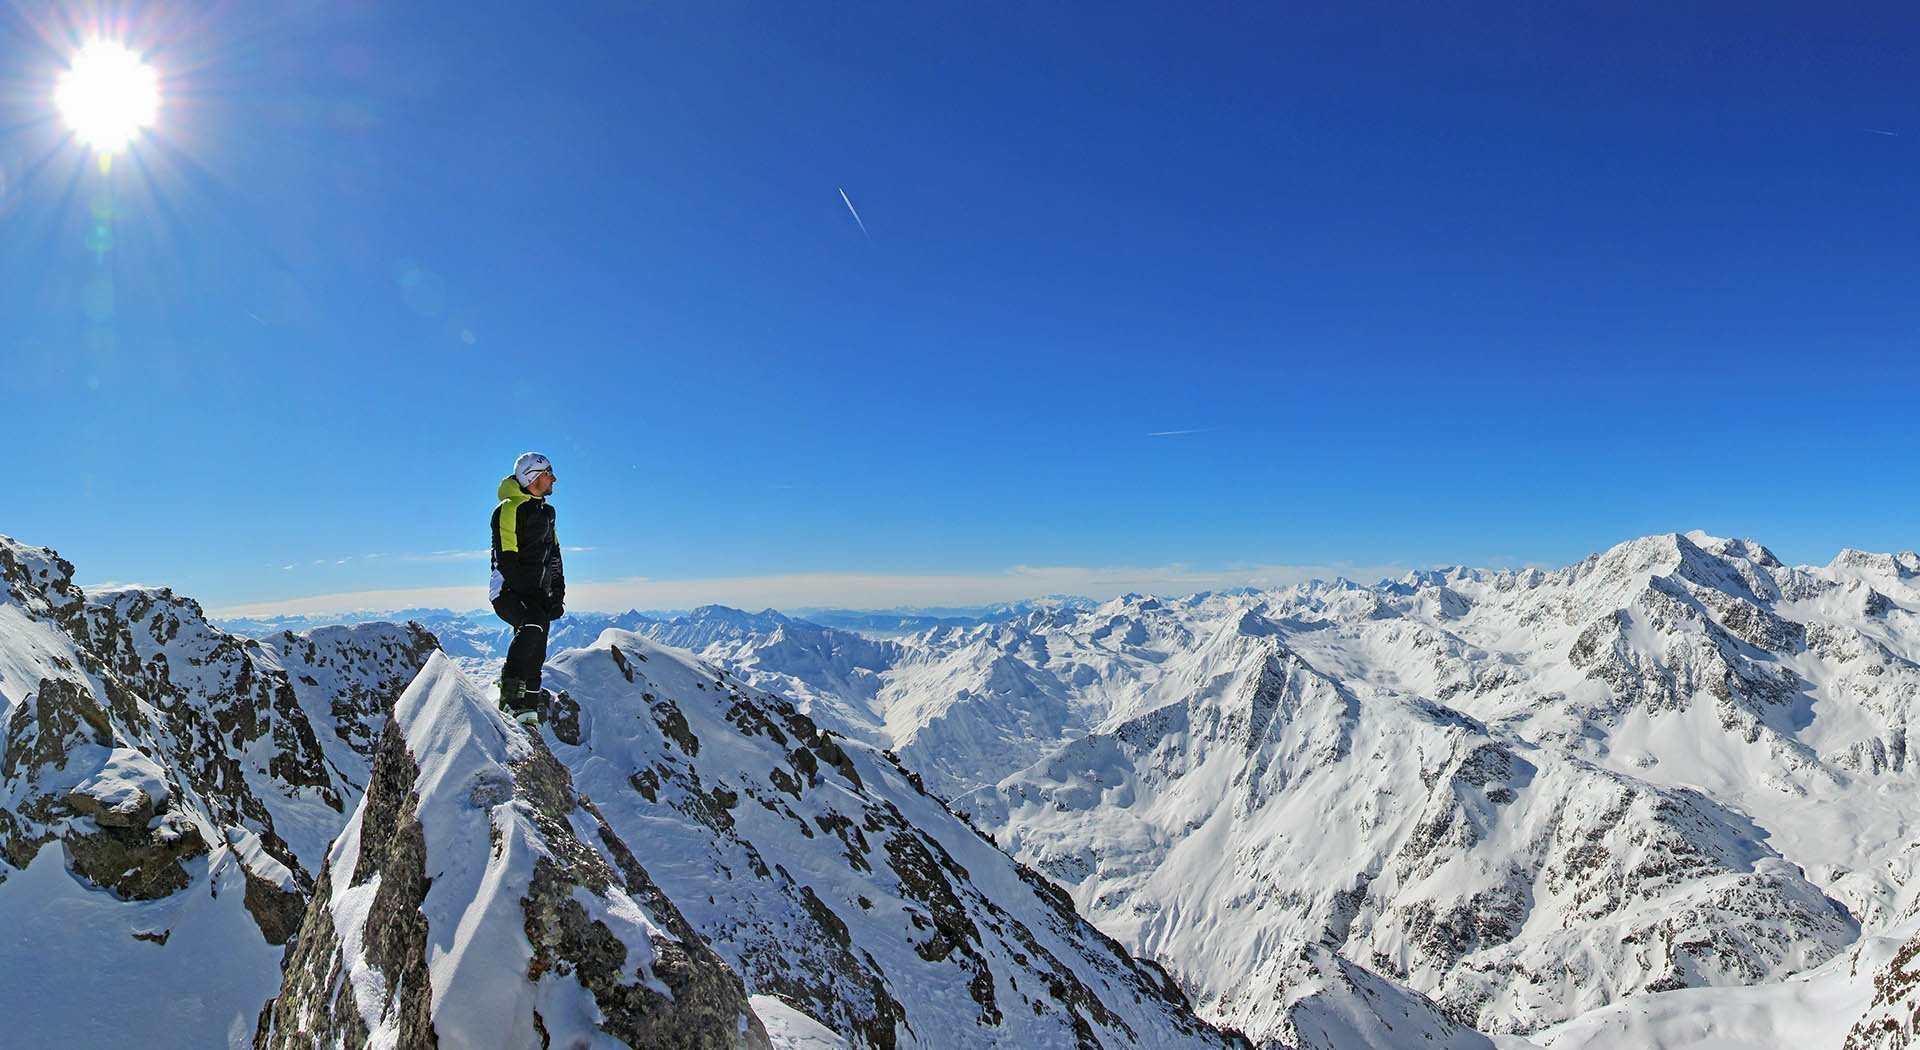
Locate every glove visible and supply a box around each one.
[546,595,565,621]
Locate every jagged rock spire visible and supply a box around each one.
[255,653,771,1049]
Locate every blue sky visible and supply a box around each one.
[3,2,1917,613]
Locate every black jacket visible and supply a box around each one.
[490,475,564,613]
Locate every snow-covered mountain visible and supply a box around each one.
[0,536,436,1047]
[603,532,1920,1047]
[791,597,1104,637]
[27,526,1920,1047]
[219,607,665,664]
[1,533,1236,1048]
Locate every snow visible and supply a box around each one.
[0,540,432,1050]
[70,745,171,814]
[389,654,535,1045]
[225,825,298,892]
[318,800,395,1043]
[0,600,97,739]
[377,652,672,1048]
[1494,916,1920,1049]
[0,843,283,1050]
[753,994,854,1050]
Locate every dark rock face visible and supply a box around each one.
[243,867,308,947]
[256,862,372,1050]
[254,718,437,1050]
[541,688,585,745]
[64,810,208,900]
[513,740,770,1049]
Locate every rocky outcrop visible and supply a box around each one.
[255,653,771,1049]
[1846,922,1920,1050]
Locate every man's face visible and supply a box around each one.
[529,469,555,497]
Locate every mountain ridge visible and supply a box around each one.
[0,531,1240,1049]
[19,528,1920,1047]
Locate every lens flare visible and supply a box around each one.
[55,39,160,154]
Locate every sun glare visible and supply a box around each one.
[55,39,160,154]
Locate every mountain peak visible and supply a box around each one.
[257,653,771,1048]
[1828,548,1920,579]
[0,535,83,618]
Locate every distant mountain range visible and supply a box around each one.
[212,596,1108,647]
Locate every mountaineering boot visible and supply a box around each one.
[499,676,531,715]
[506,683,550,726]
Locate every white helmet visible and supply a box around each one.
[513,451,555,488]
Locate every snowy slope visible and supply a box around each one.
[247,627,1240,1048]
[959,624,1857,1042]
[1469,912,1920,1050]
[539,629,1244,1049]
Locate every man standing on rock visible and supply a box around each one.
[491,451,564,722]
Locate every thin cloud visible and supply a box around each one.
[77,580,154,592]
[838,187,872,240]
[210,561,1413,619]
[387,547,584,559]
[277,547,577,571]
[295,549,487,565]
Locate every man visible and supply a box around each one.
[490,451,565,720]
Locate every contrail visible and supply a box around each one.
[1147,427,1216,437]
[1865,128,1900,136]
[839,187,871,240]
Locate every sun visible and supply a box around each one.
[55,39,160,154]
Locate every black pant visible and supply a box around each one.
[492,593,549,690]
